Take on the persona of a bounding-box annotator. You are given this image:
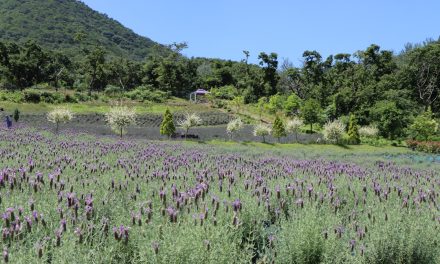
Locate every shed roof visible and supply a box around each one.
[194,89,209,95]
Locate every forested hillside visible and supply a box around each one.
[0,0,165,61]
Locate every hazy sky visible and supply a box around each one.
[82,0,440,64]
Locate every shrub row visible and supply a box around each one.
[407,140,440,153]
[124,88,170,103]
[1,89,99,104]
[1,87,172,104]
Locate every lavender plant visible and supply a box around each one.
[0,127,438,263]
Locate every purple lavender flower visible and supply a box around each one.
[231,199,242,212]
[349,239,356,252]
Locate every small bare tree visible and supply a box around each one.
[416,62,439,109]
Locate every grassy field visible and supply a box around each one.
[0,126,439,263]
[0,97,220,115]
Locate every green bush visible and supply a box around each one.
[266,93,286,114]
[407,108,438,141]
[64,94,78,103]
[104,85,123,97]
[74,92,92,102]
[125,86,170,103]
[211,99,226,108]
[370,101,409,139]
[427,135,440,141]
[0,90,24,103]
[210,85,238,100]
[40,91,64,104]
[347,114,360,144]
[23,89,42,103]
[272,116,286,142]
[242,87,258,104]
[361,137,392,146]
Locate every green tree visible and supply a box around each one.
[283,93,302,116]
[408,107,438,140]
[272,116,286,142]
[370,101,407,139]
[347,114,360,144]
[107,58,143,91]
[160,109,176,138]
[153,42,196,97]
[258,52,279,96]
[84,46,107,95]
[405,42,440,109]
[0,41,51,89]
[356,44,396,81]
[230,96,244,114]
[13,108,20,122]
[256,97,268,120]
[47,52,72,91]
[301,99,322,133]
[302,50,324,85]
[266,94,285,114]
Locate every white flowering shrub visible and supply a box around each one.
[323,119,346,143]
[286,117,303,141]
[253,123,271,142]
[226,118,244,139]
[47,107,74,133]
[105,106,137,138]
[359,125,379,138]
[178,113,202,138]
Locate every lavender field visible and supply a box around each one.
[0,127,439,263]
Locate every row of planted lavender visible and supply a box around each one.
[0,127,439,263]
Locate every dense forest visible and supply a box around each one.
[1,38,440,139]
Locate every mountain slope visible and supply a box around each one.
[0,0,165,61]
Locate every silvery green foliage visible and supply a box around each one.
[47,107,74,133]
[323,119,346,143]
[47,107,73,124]
[286,117,303,134]
[1,127,440,263]
[359,125,379,138]
[178,113,202,133]
[253,124,271,137]
[226,118,244,136]
[105,106,137,136]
